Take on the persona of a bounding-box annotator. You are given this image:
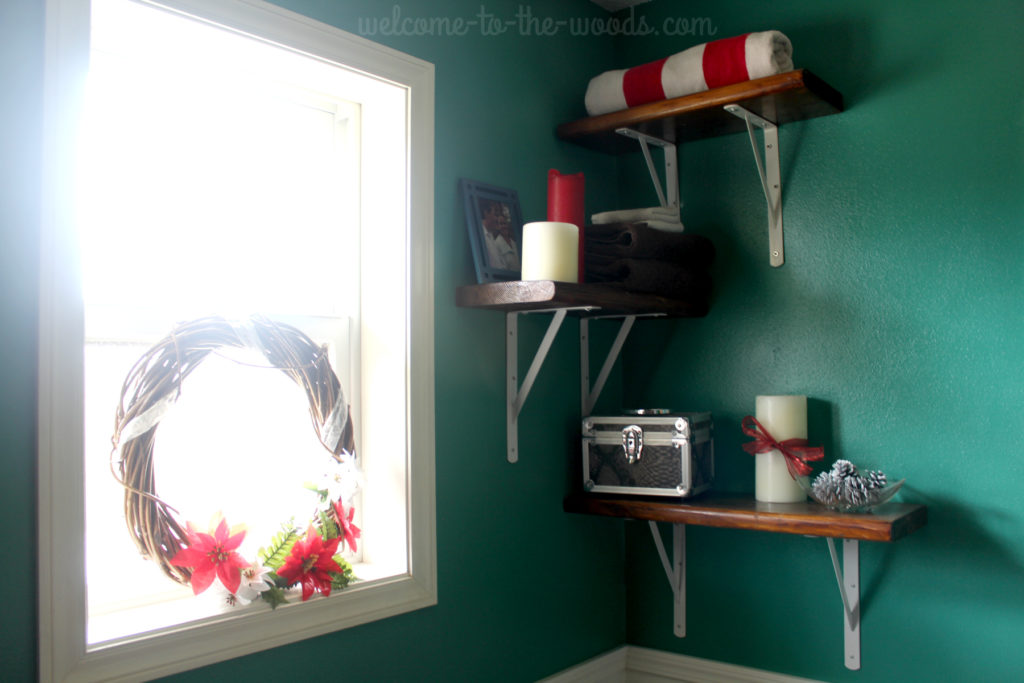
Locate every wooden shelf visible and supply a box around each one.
[455,280,708,318]
[566,490,926,667]
[564,492,927,543]
[456,280,706,462]
[556,69,843,154]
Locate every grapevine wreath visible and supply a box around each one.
[111,315,361,607]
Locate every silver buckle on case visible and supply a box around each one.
[622,425,643,464]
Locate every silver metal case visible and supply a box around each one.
[582,413,714,497]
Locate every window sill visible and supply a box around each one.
[77,572,435,680]
[87,558,402,647]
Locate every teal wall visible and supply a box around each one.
[3,0,1022,681]
[0,1,626,681]
[616,1,1024,681]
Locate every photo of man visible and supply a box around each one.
[478,198,520,271]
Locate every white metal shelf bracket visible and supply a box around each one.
[614,128,679,210]
[827,538,862,670]
[579,316,636,415]
[724,104,784,267]
[649,521,686,637]
[639,526,863,667]
[506,309,568,463]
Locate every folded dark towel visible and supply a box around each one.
[585,255,713,301]
[585,222,716,267]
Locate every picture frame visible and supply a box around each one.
[459,178,523,283]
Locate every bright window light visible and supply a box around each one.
[78,0,404,645]
[40,0,433,676]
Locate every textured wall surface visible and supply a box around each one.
[616,1,1024,681]
[4,0,1022,681]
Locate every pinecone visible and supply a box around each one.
[865,470,887,490]
[831,459,858,480]
[812,461,894,510]
[812,471,842,506]
[843,476,869,507]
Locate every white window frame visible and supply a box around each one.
[38,0,436,680]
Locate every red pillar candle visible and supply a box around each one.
[547,169,585,282]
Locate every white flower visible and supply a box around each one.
[234,563,273,605]
[316,450,364,507]
[204,584,242,609]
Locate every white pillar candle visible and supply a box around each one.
[521,221,579,283]
[754,395,807,503]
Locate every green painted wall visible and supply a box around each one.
[5,0,1023,681]
[615,1,1024,681]
[0,1,627,680]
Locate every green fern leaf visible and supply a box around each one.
[258,522,300,570]
[318,509,340,540]
[330,556,356,591]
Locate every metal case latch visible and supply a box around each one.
[622,425,644,464]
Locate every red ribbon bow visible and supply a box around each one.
[741,415,824,478]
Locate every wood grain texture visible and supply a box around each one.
[563,492,927,542]
[556,69,844,154]
[455,280,709,317]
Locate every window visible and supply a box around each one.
[39,0,435,680]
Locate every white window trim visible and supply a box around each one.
[38,1,436,681]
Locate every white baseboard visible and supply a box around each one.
[540,646,826,683]
[538,647,628,683]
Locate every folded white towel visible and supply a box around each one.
[592,206,679,223]
[585,31,793,116]
[592,206,684,233]
[592,207,675,222]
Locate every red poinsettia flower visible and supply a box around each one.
[277,526,342,601]
[169,518,249,595]
[333,500,361,553]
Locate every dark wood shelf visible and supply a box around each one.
[564,492,927,542]
[455,280,708,318]
[556,69,843,154]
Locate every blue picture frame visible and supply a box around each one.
[460,178,523,283]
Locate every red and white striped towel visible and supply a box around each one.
[584,31,793,116]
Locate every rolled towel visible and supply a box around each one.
[585,30,793,116]
[585,256,713,301]
[586,223,715,267]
